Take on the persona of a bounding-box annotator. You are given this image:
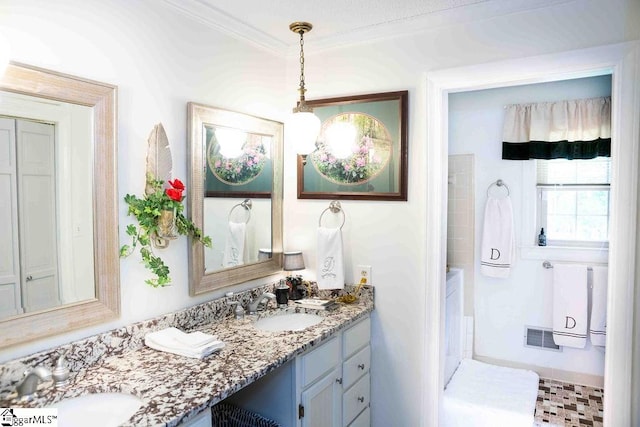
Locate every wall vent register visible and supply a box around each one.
[524,326,561,352]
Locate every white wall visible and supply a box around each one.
[0,0,287,361]
[449,75,611,380]
[284,1,639,426]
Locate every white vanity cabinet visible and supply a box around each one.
[217,314,371,427]
[296,315,371,427]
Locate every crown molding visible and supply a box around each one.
[160,0,289,56]
[162,0,576,57]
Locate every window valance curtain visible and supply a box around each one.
[502,96,611,160]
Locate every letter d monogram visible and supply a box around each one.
[490,248,501,260]
[565,316,576,329]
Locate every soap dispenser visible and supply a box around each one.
[52,351,70,388]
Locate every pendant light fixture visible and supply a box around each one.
[288,22,321,162]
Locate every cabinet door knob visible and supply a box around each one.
[358,363,365,370]
[336,378,342,384]
[358,396,365,403]
[26,275,33,281]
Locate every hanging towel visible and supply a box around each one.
[145,327,225,359]
[480,196,515,278]
[317,227,344,290]
[222,221,246,267]
[552,264,588,348]
[589,266,608,347]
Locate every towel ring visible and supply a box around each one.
[486,179,510,197]
[228,199,252,224]
[319,200,346,229]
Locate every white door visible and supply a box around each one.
[0,117,22,317]
[17,119,60,312]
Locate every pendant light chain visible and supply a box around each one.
[298,30,306,101]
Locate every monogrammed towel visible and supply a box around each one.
[316,227,344,290]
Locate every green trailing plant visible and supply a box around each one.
[120,175,212,287]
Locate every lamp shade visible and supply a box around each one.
[258,248,272,260]
[283,251,305,271]
[287,111,321,155]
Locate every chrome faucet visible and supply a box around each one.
[16,366,52,400]
[247,291,276,314]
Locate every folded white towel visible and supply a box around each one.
[317,227,344,290]
[222,221,246,267]
[552,264,588,349]
[480,196,515,278]
[145,327,225,359]
[589,266,608,347]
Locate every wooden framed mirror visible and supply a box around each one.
[187,103,283,295]
[0,62,119,347]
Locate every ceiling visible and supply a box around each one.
[162,0,574,55]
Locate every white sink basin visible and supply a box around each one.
[254,313,323,332]
[48,392,143,427]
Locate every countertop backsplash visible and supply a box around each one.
[0,282,372,398]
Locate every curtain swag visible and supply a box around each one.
[502,96,611,160]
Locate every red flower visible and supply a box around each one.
[165,188,183,202]
[169,178,185,190]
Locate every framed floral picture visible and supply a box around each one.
[204,123,273,198]
[297,90,408,201]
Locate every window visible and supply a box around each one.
[536,157,610,248]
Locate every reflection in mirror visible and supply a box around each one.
[0,92,95,319]
[0,62,118,348]
[188,103,283,295]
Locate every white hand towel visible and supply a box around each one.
[589,266,608,347]
[145,327,225,359]
[552,264,588,349]
[222,221,246,267]
[317,227,344,290]
[480,196,515,278]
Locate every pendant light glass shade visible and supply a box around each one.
[288,110,321,155]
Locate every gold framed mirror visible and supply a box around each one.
[0,62,119,347]
[187,103,283,295]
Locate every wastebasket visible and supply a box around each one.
[211,403,280,427]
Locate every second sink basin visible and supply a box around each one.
[48,392,143,427]
[254,313,323,332]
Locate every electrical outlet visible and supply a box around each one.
[357,265,372,286]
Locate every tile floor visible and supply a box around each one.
[534,378,604,426]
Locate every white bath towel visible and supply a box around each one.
[145,327,225,359]
[552,264,588,348]
[222,221,246,267]
[317,227,344,290]
[480,196,515,278]
[589,266,608,347]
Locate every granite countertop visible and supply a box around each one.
[6,299,372,426]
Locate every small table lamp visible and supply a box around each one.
[283,251,306,300]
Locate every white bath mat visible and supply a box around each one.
[443,359,539,427]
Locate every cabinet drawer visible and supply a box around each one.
[347,406,370,427]
[300,337,340,387]
[342,373,370,426]
[342,345,370,389]
[343,316,370,358]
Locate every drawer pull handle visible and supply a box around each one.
[336,378,342,384]
[358,363,365,370]
[358,396,365,403]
